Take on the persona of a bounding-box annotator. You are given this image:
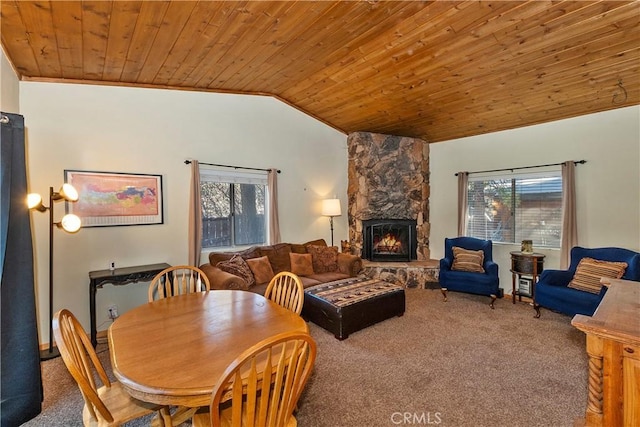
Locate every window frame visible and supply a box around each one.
[464,169,563,249]
[199,168,269,250]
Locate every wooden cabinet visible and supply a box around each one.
[572,279,640,426]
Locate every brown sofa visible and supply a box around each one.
[199,239,363,295]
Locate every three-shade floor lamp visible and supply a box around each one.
[28,184,81,360]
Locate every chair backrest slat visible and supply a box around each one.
[53,309,115,423]
[264,272,304,314]
[209,332,317,427]
[148,265,211,302]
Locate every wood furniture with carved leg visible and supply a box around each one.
[571,278,640,427]
[89,262,170,347]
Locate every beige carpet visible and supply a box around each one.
[23,288,588,427]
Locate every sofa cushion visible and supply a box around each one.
[246,256,275,285]
[259,243,292,274]
[216,255,255,288]
[568,257,627,294]
[451,246,485,273]
[208,246,261,266]
[291,238,327,254]
[306,245,339,273]
[290,253,314,276]
[305,271,350,284]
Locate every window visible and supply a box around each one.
[465,171,562,248]
[200,169,267,249]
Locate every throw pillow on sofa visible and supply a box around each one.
[568,257,627,294]
[451,246,485,273]
[247,256,275,284]
[209,246,261,266]
[290,238,327,254]
[216,255,255,288]
[306,245,339,273]
[290,253,314,276]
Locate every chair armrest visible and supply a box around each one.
[440,257,453,271]
[538,269,573,286]
[485,260,499,277]
[199,264,249,291]
[337,253,363,276]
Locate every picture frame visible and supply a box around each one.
[64,170,163,227]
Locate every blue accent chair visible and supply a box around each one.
[439,237,500,308]
[534,246,640,318]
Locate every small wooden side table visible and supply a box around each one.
[510,251,545,304]
[89,262,170,347]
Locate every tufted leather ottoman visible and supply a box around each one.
[301,276,405,340]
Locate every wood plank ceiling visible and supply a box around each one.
[1,1,639,142]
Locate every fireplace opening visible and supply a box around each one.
[363,219,417,262]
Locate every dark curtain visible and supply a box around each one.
[0,112,42,426]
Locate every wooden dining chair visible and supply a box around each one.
[264,272,305,315]
[52,309,173,427]
[148,265,211,302]
[191,331,317,427]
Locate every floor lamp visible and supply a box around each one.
[28,184,81,360]
[321,198,341,247]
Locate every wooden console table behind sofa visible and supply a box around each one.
[571,278,640,427]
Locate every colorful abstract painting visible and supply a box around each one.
[65,170,163,227]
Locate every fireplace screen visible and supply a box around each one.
[362,219,417,262]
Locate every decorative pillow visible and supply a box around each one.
[208,246,260,266]
[451,246,485,273]
[216,255,255,288]
[306,245,339,273]
[259,243,292,274]
[290,238,327,254]
[290,253,314,276]
[568,257,627,294]
[246,256,275,284]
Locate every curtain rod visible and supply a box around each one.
[454,160,586,176]
[184,160,280,174]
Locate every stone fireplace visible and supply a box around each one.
[347,132,430,260]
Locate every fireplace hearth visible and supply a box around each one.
[362,219,417,262]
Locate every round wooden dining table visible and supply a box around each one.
[108,290,309,408]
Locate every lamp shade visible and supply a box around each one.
[59,183,79,201]
[59,214,82,233]
[321,199,341,217]
[27,193,44,210]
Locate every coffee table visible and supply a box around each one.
[301,276,405,340]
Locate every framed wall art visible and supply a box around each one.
[64,170,163,227]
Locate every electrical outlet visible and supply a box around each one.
[107,305,119,319]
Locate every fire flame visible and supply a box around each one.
[374,233,403,253]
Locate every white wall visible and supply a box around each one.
[0,47,20,113]
[430,105,640,292]
[20,82,348,345]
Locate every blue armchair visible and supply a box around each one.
[439,237,500,308]
[534,246,640,318]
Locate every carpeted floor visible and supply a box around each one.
[22,288,588,427]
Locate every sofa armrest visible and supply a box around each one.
[199,264,249,291]
[337,253,363,276]
[538,269,574,286]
